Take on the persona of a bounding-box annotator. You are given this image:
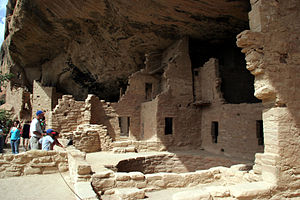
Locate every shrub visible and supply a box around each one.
[0,109,13,134]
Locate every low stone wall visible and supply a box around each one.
[91,164,257,195]
[67,147,93,183]
[115,153,246,174]
[0,150,68,178]
[112,140,166,153]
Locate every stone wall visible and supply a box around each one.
[140,100,158,141]
[199,58,263,160]
[98,101,120,141]
[0,150,68,178]
[155,38,202,149]
[3,83,32,121]
[92,164,257,196]
[114,71,160,140]
[236,0,300,197]
[32,81,62,124]
[73,124,112,153]
[67,147,93,183]
[50,95,85,133]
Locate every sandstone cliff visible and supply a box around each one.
[1,0,250,101]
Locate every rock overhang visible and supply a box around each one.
[2,0,250,101]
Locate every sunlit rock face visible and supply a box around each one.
[1,0,250,101]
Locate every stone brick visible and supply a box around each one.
[92,170,114,178]
[114,188,145,200]
[77,164,92,175]
[129,172,145,181]
[115,172,131,181]
[162,173,185,188]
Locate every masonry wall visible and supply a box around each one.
[199,58,263,160]
[155,38,202,149]
[50,95,85,133]
[99,101,120,141]
[237,0,300,195]
[0,150,68,178]
[140,100,158,141]
[114,72,160,140]
[73,124,112,152]
[4,83,31,121]
[32,81,57,123]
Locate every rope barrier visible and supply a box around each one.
[52,147,83,200]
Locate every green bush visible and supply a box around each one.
[0,71,14,92]
[0,109,13,134]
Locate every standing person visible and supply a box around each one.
[39,129,54,151]
[29,110,44,150]
[21,121,30,151]
[5,121,21,154]
[0,127,4,153]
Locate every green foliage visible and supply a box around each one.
[0,71,14,92]
[0,109,13,134]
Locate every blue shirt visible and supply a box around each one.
[10,127,20,140]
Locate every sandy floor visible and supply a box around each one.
[0,172,76,200]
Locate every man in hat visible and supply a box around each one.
[29,110,44,150]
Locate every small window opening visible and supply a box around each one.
[211,121,218,143]
[145,83,153,101]
[194,71,199,76]
[119,117,130,137]
[256,120,264,146]
[165,117,173,135]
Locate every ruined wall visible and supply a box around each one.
[199,58,263,160]
[3,83,31,120]
[99,101,120,141]
[73,124,112,153]
[114,72,160,140]
[155,38,202,149]
[32,80,54,121]
[92,164,257,198]
[237,0,300,196]
[32,81,62,125]
[0,150,68,178]
[50,95,85,133]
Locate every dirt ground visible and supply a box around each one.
[0,172,76,200]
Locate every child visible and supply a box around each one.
[42,129,64,150]
[39,129,54,151]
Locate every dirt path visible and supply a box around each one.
[0,172,76,200]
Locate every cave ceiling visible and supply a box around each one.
[2,0,250,101]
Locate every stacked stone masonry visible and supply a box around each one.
[237,0,300,197]
[73,124,113,153]
[92,164,271,199]
[0,150,68,178]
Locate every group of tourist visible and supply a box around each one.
[0,110,64,154]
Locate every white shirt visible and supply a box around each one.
[39,135,54,151]
[30,118,43,138]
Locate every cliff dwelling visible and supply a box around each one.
[0,0,300,200]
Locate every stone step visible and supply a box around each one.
[112,141,133,148]
[112,146,136,153]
